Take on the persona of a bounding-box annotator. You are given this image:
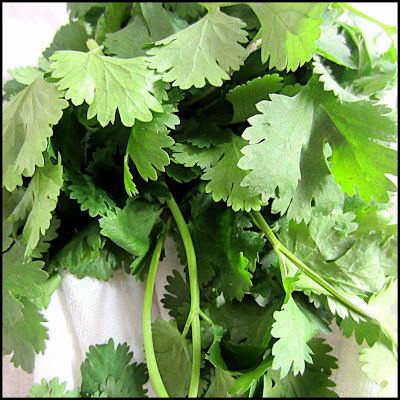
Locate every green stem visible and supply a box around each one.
[335,2,397,36]
[143,220,171,398]
[251,211,378,322]
[199,309,214,327]
[166,193,201,398]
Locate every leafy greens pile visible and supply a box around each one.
[2,2,398,398]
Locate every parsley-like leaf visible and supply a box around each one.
[147,5,248,89]
[2,75,68,191]
[27,377,80,398]
[50,50,168,127]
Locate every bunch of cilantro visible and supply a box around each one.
[2,2,398,398]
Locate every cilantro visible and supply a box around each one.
[3,2,398,398]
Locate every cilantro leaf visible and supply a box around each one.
[95,3,131,45]
[152,318,192,397]
[30,217,61,259]
[2,75,68,191]
[27,377,80,398]
[205,367,236,397]
[239,79,397,222]
[3,296,48,373]
[140,2,187,41]
[50,50,168,127]
[271,295,330,378]
[104,16,151,58]
[80,338,148,397]
[248,3,328,71]
[147,5,248,89]
[264,338,338,397]
[126,104,179,181]
[67,3,107,20]
[2,242,48,326]
[225,74,284,124]
[7,154,63,257]
[42,21,90,59]
[99,198,163,278]
[8,66,43,85]
[190,195,265,300]
[63,168,116,217]
[202,133,263,212]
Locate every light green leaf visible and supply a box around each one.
[8,66,42,85]
[27,377,80,397]
[152,318,192,397]
[205,367,236,398]
[147,5,248,89]
[30,217,61,259]
[2,242,47,326]
[264,338,338,397]
[2,75,68,191]
[67,2,107,19]
[2,297,48,373]
[8,154,63,258]
[225,74,284,124]
[172,142,224,169]
[316,16,356,68]
[50,50,168,127]
[271,295,330,378]
[248,3,328,71]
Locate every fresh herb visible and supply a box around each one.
[2,2,397,397]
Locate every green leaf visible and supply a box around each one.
[42,21,90,59]
[104,16,151,58]
[316,15,357,68]
[95,3,130,44]
[205,367,236,398]
[228,355,273,395]
[202,133,263,212]
[172,142,224,169]
[324,97,397,203]
[161,269,191,330]
[50,50,168,127]
[30,273,62,311]
[2,79,27,101]
[2,242,48,326]
[92,377,131,397]
[2,187,25,252]
[8,154,63,257]
[190,195,265,300]
[271,295,330,378]
[80,338,148,397]
[264,338,338,397]
[205,325,229,370]
[239,80,397,222]
[99,199,163,273]
[2,297,48,373]
[123,154,139,197]
[147,5,248,89]
[165,2,205,20]
[152,318,192,397]
[67,3,107,19]
[278,207,397,298]
[126,104,179,181]
[8,66,43,85]
[30,217,61,259]
[63,168,116,217]
[225,74,284,124]
[313,60,364,102]
[248,3,328,71]
[2,75,68,191]
[140,2,187,41]
[27,377,80,397]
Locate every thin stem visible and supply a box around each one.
[143,219,171,398]
[165,193,201,398]
[199,309,214,327]
[251,211,379,323]
[181,309,194,338]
